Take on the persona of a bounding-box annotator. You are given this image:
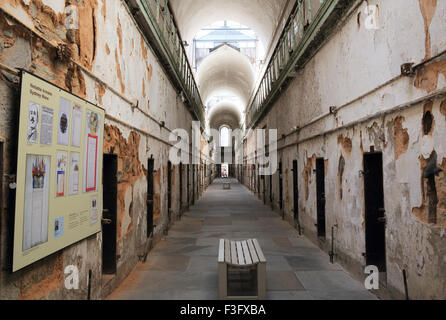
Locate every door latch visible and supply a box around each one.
[377,217,387,223]
[101,218,112,225]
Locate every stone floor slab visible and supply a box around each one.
[108,179,377,301]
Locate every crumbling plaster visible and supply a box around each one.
[244,0,446,299]
[0,0,209,300]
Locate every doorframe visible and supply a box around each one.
[292,160,300,232]
[102,153,118,275]
[167,161,172,223]
[147,158,155,238]
[363,152,387,273]
[316,158,326,239]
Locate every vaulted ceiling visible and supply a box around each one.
[170,0,289,49]
[170,0,290,129]
[209,101,242,130]
[196,45,255,106]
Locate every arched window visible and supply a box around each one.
[220,126,231,147]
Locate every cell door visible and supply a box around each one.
[364,153,387,272]
[293,160,299,223]
[168,161,172,223]
[316,158,326,238]
[147,158,154,237]
[179,163,183,216]
[192,164,195,205]
[102,154,117,274]
[187,164,190,208]
[279,161,283,211]
[269,173,273,206]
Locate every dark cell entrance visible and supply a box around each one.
[293,160,299,224]
[269,173,273,207]
[147,158,155,238]
[179,163,183,217]
[187,164,190,208]
[192,164,195,205]
[102,154,118,274]
[316,158,326,238]
[0,142,3,225]
[364,153,387,272]
[279,161,283,211]
[168,161,172,223]
[257,165,260,196]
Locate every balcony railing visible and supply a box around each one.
[126,0,205,124]
[246,0,354,128]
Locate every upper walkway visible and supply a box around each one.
[108,178,377,300]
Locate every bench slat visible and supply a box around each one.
[236,241,245,265]
[230,241,237,265]
[252,239,266,263]
[247,239,259,264]
[218,239,225,262]
[242,241,252,265]
[225,239,231,264]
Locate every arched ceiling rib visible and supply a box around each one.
[197,45,255,106]
[209,101,241,130]
[170,0,289,50]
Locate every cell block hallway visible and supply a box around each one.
[0,0,445,300]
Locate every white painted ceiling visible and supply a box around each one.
[170,0,289,49]
[209,101,242,130]
[197,45,255,106]
[170,0,289,127]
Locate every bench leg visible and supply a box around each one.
[257,263,266,300]
[219,262,228,300]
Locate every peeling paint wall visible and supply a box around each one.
[0,0,208,299]
[243,0,446,299]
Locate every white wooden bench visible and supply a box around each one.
[218,239,267,300]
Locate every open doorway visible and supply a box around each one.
[168,161,172,223]
[364,153,387,272]
[102,154,117,275]
[147,158,155,238]
[221,163,229,178]
[187,164,190,209]
[179,163,183,217]
[316,158,326,238]
[293,160,299,230]
[279,161,283,212]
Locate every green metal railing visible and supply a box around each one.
[246,0,353,128]
[130,0,205,123]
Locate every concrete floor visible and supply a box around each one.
[107,179,377,300]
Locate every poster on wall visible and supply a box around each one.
[56,151,68,197]
[83,110,100,193]
[90,196,98,225]
[13,71,105,272]
[40,106,54,146]
[71,105,82,147]
[57,98,71,146]
[69,152,80,195]
[54,217,64,238]
[27,102,39,143]
[23,155,50,251]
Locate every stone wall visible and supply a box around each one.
[243,0,446,300]
[0,0,209,299]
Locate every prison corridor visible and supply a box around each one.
[107,179,376,300]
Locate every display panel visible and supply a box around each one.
[13,71,105,272]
